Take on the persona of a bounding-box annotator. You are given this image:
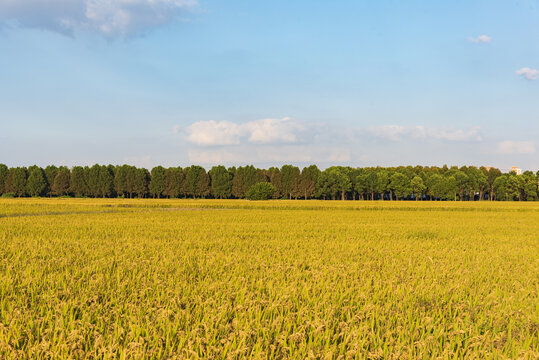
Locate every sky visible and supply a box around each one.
[0,0,538,171]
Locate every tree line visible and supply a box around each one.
[0,163,537,201]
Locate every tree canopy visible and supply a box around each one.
[0,163,536,201]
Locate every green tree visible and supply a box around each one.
[197,169,211,198]
[267,167,283,198]
[466,167,488,201]
[185,166,208,199]
[209,165,232,199]
[281,165,301,199]
[299,165,320,200]
[374,169,389,200]
[389,172,410,200]
[163,167,184,198]
[134,168,150,198]
[71,166,89,197]
[232,165,263,199]
[351,169,367,200]
[447,170,468,201]
[522,172,538,201]
[150,166,166,198]
[98,166,114,198]
[410,176,426,200]
[493,175,508,201]
[52,169,71,196]
[43,165,58,197]
[246,182,276,200]
[315,170,332,200]
[363,169,378,200]
[331,167,352,200]
[0,164,8,195]
[506,173,524,201]
[6,167,28,197]
[88,164,102,197]
[26,167,47,197]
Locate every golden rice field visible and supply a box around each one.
[0,199,538,359]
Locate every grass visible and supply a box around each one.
[0,199,538,358]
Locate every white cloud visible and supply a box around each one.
[367,125,482,142]
[0,0,197,37]
[186,120,243,146]
[185,117,306,146]
[468,35,491,44]
[497,141,536,155]
[516,67,539,80]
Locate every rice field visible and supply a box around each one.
[0,199,538,359]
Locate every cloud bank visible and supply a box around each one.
[186,117,306,146]
[0,0,197,37]
[497,141,536,155]
[367,125,482,142]
[468,35,491,44]
[515,67,539,80]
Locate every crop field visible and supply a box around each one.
[0,199,538,359]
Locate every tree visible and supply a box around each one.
[506,173,524,201]
[493,175,508,201]
[114,165,128,198]
[185,166,209,199]
[163,167,184,198]
[447,170,468,201]
[97,166,114,198]
[426,174,443,200]
[281,165,301,199]
[315,171,332,200]
[150,166,166,198]
[482,167,502,200]
[351,169,367,200]
[267,167,283,198]
[232,165,263,199]
[125,166,139,198]
[330,167,352,200]
[317,167,351,200]
[6,167,28,197]
[246,182,276,200]
[364,169,378,200]
[389,172,410,200]
[134,168,150,198]
[209,166,232,199]
[71,166,89,197]
[374,169,389,200]
[88,164,101,197]
[0,164,8,195]
[43,165,58,197]
[410,176,426,200]
[196,169,211,198]
[52,169,71,196]
[26,167,47,197]
[299,165,320,200]
[522,171,538,201]
[466,167,488,201]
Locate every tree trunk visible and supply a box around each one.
[341,190,345,201]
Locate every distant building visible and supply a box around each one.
[510,166,522,175]
[486,166,493,171]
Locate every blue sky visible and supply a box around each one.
[0,0,538,170]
